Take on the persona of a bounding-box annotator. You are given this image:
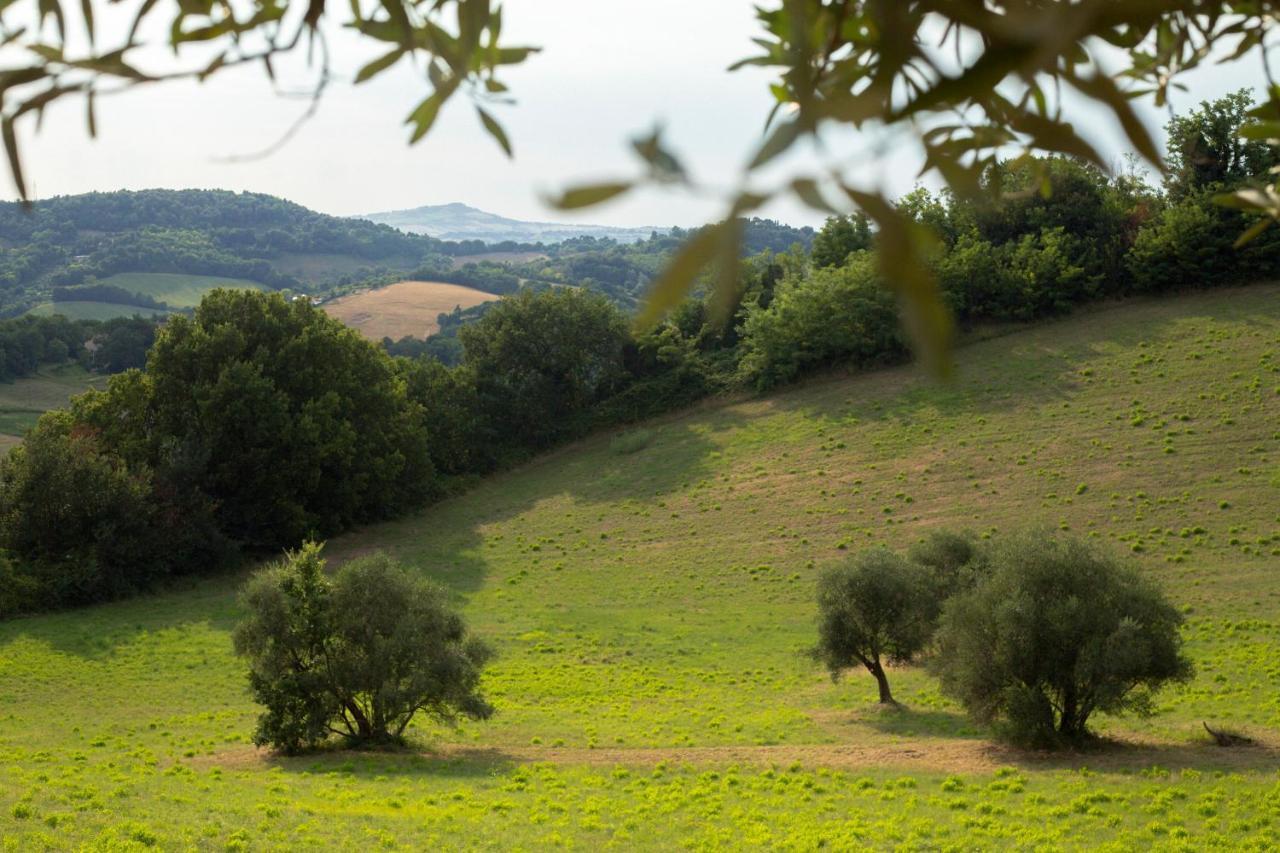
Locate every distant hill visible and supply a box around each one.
[0,189,484,315]
[362,202,668,245]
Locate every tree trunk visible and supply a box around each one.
[867,659,895,705]
[344,700,373,739]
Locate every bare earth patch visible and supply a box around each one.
[324,280,500,341]
[189,735,1280,776]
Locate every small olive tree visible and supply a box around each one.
[233,543,493,753]
[814,549,939,706]
[932,533,1193,748]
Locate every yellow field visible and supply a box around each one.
[322,280,499,341]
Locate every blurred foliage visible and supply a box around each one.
[3,0,1280,366]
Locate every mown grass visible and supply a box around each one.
[27,301,169,322]
[1,285,1279,848]
[97,272,267,309]
[0,363,106,449]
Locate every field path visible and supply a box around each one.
[191,737,1280,775]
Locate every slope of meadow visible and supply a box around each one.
[98,272,267,309]
[26,301,169,322]
[0,364,107,450]
[1,286,1278,849]
[323,280,501,341]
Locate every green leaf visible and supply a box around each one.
[549,182,632,210]
[749,119,800,170]
[404,92,443,143]
[476,106,512,157]
[1233,216,1273,249]
[842,185,953,378]
[636,222,725,329]
[2,117,27,201]
[1239,122,1280,142]
[355,48,404,84]
[791,178,838,214]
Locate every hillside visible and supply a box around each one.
[363,202,666,244]
[0,190,463,314]
[1,286,1278,847]
[323,280,501,341]
[0,364,106,450]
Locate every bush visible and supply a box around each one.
[932,532,1193,748]
[738,253,906,389]
[233,543,493,753]
[814,549,940,705]
[1127,192,1280,292]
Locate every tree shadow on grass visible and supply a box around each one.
[266,747,520,780]
[989,736,1280,775]
[858,706,986,740]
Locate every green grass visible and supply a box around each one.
[26,301,169,322]
[97,272,267,309]
[0,363,106,448]
[2,285,1280,848]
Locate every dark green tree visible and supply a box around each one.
[811,214,872,268]
[234,543,494,753]
[814,548,939,705]
[1165,90,1277,201]
[460,288,628,451]
[932,532,1193,748]
[75,289,435,547]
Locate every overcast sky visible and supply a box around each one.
[10,1,1271,228]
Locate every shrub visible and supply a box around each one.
[233,543,493,753]
[814,549,940,705]
[738,254,905,389]
[931,532,1193,748]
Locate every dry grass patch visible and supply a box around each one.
[323,280,500,341]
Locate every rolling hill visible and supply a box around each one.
[1,286,1278,847]
[362,202,667,244]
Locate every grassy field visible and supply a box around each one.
[323,280,500,341]
[26,301,169,322]
[97,272,267,309]
[1,286,1279,848]
[0,364,107,451]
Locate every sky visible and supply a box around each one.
[9,1,1273,229]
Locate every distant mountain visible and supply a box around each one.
[362,203,669,245]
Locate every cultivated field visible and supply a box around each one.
[27,301,168,322]
[98,272,266,309]
[1,286,1279,848]
[0,364,106,450]
[450,250,546,268]
[323,280,501,341]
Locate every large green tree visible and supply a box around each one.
[459,288,629,451]
[73,289,434,547]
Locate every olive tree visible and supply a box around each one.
[907,529,986,600]
[233,542,493,753]
[814,549,939,706]
[932,532,1193,748]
